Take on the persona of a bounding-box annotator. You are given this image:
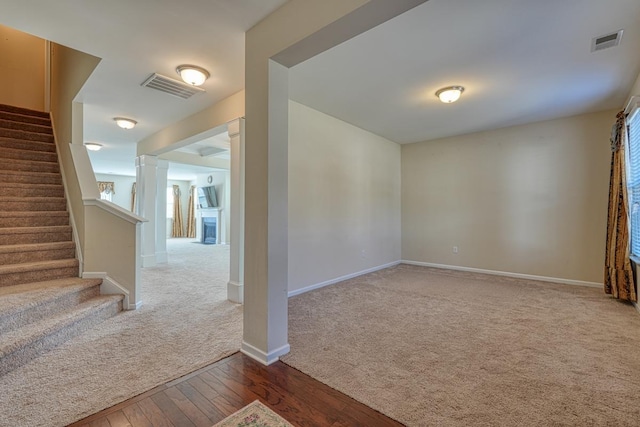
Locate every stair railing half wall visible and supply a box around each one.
[68,143,146,310]
[51,107,145,310]
[48,43,146,309]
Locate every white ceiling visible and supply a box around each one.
[290,0,640,143]
[1,0,640,176]
[0,0,286,179]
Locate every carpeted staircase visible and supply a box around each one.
[0,103,123,377]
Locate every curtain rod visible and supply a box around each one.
[625,95,640,115]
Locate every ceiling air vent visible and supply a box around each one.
[591,30,623,52]
[141,73,204,99]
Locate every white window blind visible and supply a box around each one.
[627,109,640,256]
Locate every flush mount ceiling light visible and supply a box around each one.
[84,142,102,151]
[176,65,210,86]
[114,117,137,130]
[436,86,465,103]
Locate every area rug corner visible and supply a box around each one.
[213,400,294,427]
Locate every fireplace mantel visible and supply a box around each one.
[198,208,222,244]
[200,207,221,218]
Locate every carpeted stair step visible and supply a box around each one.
[0,183,64,198]
[0,294,122,376]
[0,259,79,288]
[0,128,53,143]
[0,146,58,163]
[0,277,101,332]
[0,197,66,211]
[0,103,125,380]
[0,226,72,246]
[0,211,69,227]
[0,158,59,174]
[0,137,56,153]
[0,242,75,265]
[0,119,52,135]
[0,104,49,119]
[0,110,51,127]
[0,170,61,185]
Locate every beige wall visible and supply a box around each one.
[402,109,617,283]
[0,25,45,111]
[288,101,401,292]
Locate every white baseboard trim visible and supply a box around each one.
[82,272,141,310]
[287,261,401,298]
[156,251,168,264]
[241,341,290,366]
[633,302,640,315]
[141,254,156,268]
[227,281,244,304]
[401,260,602,288]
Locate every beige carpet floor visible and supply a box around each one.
[0,239,242,427]
[282,264,640,426]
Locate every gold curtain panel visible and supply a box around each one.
[186,185,196,238]
[130,182,137,213]
[604,111,636,302]
[171,185,185,238]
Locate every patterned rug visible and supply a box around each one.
[213,401,293,427]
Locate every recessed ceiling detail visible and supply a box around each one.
[199,146,226,157]
[141,73,205,99]
[591,30,623,52]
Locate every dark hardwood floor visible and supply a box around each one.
[68,352,404,427]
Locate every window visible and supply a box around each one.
[627,107,640,256]
[99,191,112,202]
[167,187,174,219]
[97,181,114,202]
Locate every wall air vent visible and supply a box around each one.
[591,30,623,52]
[141,73,204,99]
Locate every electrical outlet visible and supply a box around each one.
[452,246,459,254]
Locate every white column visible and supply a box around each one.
[155,159,169,263]
[136,154,158,268]
[242,61,290,364]
[228,118,245,303]
[242,0,425,367]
